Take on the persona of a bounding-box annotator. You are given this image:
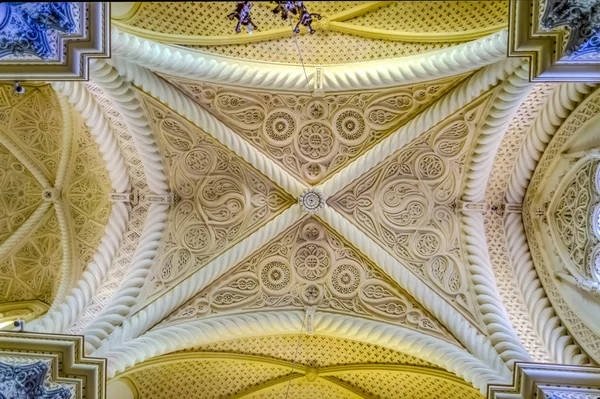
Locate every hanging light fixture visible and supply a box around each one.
[228,1,322,35]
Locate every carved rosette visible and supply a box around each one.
[330,96,491,325]
[163,74,465,184]
[157,218,456,344]
[299,187,325,214]
[139,94,294,304]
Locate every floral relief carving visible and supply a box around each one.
[0,210,62,303]
[139,93,294,304]
[0,84,63,183]
[65,113,112,274]
[330,96,492,325]
[158,218,457,344]
[162,74,465,184]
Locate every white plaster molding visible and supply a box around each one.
[28,202,129,333]
[503,211,588,365]
[103,311,508,394]
[318,206,511,382]
[461,65,533,203]
[53,93,73,192]
[83,203,169,354]
[89,59,169,195]
[110,27,509,92]
[460,211,532,369]
[92,205,303,357]
[110,56,306,198]
[318,57,525,198]
[506,83,596,204]
[51,81,131,192]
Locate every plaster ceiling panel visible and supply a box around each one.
[137,92,295,307]
[127,359,293,399]
[163,74,466,185]
[1,84,63,185]
[0,208,62,303]
[65,109,113,278]
[188,334,437,368]
[0,143,43,245]
[158,217,457,345]
[329,93,494,326]
[332,369,484,399]
[246,377,356,399]
[117,2,506,65]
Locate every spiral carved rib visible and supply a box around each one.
[93,205,303,356]
[90,59,169,194]
[103,311,507,393]
[460,212,531,369]
[506,83,595,204]
[83,203,169,353]
[319,206,510,380]
[323,30,509,91]
[111,27,508,92]
[503,212,589,365]
[111,57,306,198]
[462,65,533,203]
[29,202,129,333]
[52,81,131,192]
[320,58,524,197]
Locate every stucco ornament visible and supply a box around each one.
[0,2,78,60]
[541,0,600,58]
[299,187,325,214]
[0,360,72,399]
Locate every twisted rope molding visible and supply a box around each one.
[89,59,169,194]
[92,205,303,357]
[104,311,507,393]
[83,203,168,354]
[111,57,306,198]
[460,211,531,369]
[501,83,596,365]
[52,81,131,193]
[48,95,74,313]
[461,65,533,203]
[506,83,596,204]
[318,206,510,381]
[110,27,509,92]
[503,212,588,365]
[319,57,525,197]
[29,202,129,333]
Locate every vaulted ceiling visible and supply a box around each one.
[1,2,600,399]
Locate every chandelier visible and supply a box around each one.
[228,1,322,34]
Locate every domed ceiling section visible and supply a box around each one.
[0,83,112,305]
[120,335,484,399]
[114,1,507,64]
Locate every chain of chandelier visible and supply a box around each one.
[228,1,322,34]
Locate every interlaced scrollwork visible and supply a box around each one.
[158,217,456,344]
[139,94,294,303]
[330,97,491,325]
[163,74,464,184]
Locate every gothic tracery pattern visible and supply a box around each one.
[158,217,456,344]
[330,95,492,325]
[163,74,465,184]
[139,93,294,303]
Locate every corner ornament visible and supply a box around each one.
[299,187,326,214]
[0,361,72,399]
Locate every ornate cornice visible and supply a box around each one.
[110,27,509,92]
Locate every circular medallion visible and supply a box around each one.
[260,260,292,291]
[334,110,366,142]
[297,122,335,160]
[265,110,296,143]
[298,188,325,214]
[294,243,330,281]
[330,264,361,295]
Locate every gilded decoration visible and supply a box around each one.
[164,74,465,184]
[139,92,294,304]
[158,217,456,345]
[330,94,492,325]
